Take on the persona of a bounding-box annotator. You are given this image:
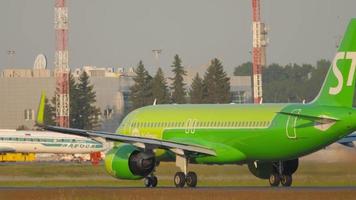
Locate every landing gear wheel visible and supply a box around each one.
[144,176,158,188]
[280,174,292,187]
[185,172,197,188]
[269,173,281,187]
[174,172,186,188]
[144,177,152,187]
[151,176,158,187]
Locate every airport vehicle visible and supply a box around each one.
[0,129,107,154]
[37,19,356,187]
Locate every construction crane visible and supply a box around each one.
[252,0,268,104]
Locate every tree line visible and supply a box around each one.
[233,60,331,103]
[129,55,231,110]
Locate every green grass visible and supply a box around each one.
[0,160,355,187]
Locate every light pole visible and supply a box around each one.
[152,49,162,69]
[7,50,16,68]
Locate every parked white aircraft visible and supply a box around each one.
[0,129,108,154]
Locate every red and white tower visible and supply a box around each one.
[54,0,69,127]
[252,0,268,104]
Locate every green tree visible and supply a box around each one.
[75,71,101,130]
[130,61,153,109]
[170,54,187,103]
[306,59,330,101]
[203,58,231,103]
[152,68,170,104]
[44,97,56,126]
[261,60,329,103]
[189,73,204,104]
[68,73,80,128]
[233,62,252,76]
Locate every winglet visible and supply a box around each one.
[36,92,46,125]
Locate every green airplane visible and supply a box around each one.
[37,19,356,188]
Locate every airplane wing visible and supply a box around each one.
[338,132,356,147]
[40,125,216,156]
[35,92,215,157]
[0,147,15,153]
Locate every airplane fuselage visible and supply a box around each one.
[118,103,356,164]
[0,130,106,154]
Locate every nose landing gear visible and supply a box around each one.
[144,175,158,188]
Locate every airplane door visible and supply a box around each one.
[285,109,301,139]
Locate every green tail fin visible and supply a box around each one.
[36,92,46,125]
[312,19,356,107]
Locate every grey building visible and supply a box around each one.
[0,68,134,132]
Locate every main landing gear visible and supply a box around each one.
[174,155,198,188]
[174,171,198,188]
[269,161,293,187]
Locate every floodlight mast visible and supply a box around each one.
[252,0,268,104]
[54,0,70,128]
[152,49,162,69]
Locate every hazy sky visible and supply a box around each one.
[0,0,355,74]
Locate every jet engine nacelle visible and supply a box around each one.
[105,144,156,180]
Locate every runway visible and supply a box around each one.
[0,186,356,190]
[0,186,355,200]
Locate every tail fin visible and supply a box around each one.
[312,19,356,107]
[36,92,46,125]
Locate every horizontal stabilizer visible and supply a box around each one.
[277,111,339,124]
